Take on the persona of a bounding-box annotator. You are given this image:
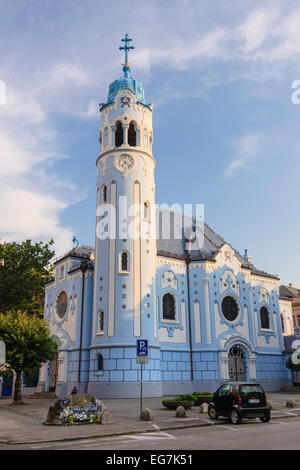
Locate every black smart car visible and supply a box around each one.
[208,382,271,425]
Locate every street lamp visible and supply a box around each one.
[77,260,89,392]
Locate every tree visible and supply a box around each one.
[0,311,58,404]
[0,239,55,316]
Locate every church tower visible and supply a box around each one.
[88,35,161,398]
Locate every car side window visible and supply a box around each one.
[218,384,232,396]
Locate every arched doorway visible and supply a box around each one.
[228,346,246,381]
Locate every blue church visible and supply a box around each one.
[38,36,294,398]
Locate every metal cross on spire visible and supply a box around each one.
[119,34,134,66]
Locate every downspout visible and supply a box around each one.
[185,252,194,381]
[78,260,89,388]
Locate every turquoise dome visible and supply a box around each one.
[101,65,147,110]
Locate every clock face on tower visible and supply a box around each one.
[115,154,135,173]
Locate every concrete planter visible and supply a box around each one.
[194,396,212,406]
[162,400,194,410]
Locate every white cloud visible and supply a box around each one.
[238,7,280,52]
[224,133,264,177]
[0,83,77,256]
[47,63,89,88]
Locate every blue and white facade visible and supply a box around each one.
[39,39,294,398]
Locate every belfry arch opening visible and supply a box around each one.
[128,122,136,146]
[115,121,123,147]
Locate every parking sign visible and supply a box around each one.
[136,340,148,364]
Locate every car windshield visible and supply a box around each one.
[239,384,264,395]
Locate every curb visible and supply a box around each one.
[1,410,300,446]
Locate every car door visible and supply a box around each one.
[214,384,233,415]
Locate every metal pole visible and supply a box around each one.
[78,260,88,391]
[140,363,143,420]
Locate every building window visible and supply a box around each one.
[162,293,176,321]
[260,306,270,329]
[281,314,285,333]
[221,296,239,322]
[115,121,123,147]
[122,252,128,271]
[128,122,136,146]
[97,310,104,334]
[144,201,150,220]
[102,185,107,204]
[119,251,129,273]
[97,354,104,371]
[103,127,108,147]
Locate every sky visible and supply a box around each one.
[0,0,299,286]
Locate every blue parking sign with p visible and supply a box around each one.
[137,339,148,357]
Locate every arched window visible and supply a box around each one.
[260,306,270,329]
[103,127,108,147]
[144,201,150,220]
[102,185,107,204]
[128,122,136,146]
[97,354,104,371]
[115,121,123,147]
[97,310,104,334]
[162,293,176,321]
[121,252,128,271]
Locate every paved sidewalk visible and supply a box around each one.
[0,392,300,445]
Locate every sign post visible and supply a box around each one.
[136,339,148,420]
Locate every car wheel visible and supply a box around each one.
[230,409,241,425]
[260,415,270,423]
[208,406,219,420]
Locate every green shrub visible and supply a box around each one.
[192,391,213,398]
[177,394,195,401]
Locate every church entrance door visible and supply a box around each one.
[228,346,246,381]
[49,358,58,392]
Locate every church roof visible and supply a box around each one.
[102,67,146,109]
[156,209,279,280]
[52,212,278,280]
[53,245,95,265]
[280,285,300,298]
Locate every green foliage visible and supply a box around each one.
[0,239,55,316]
[177,394,195,401]
[0,310,58,375]
[163,392,213,404]
[192,391,213,398]
[286,356,300,372]
[0,368,13,378]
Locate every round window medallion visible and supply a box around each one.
[221,296,239,322]
[56,291,68,319]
